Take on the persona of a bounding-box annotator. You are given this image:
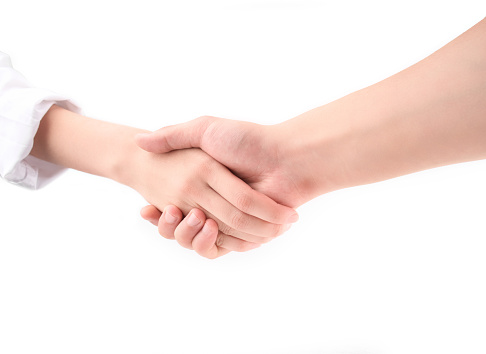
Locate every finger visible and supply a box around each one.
[191,219,221,256]
[214,230,261,254]
[200,175,293,239]
[192,220,260,259]
[197,187,282,241]
[134,116,215,154]
[174,209,207,249]
[140,205,162,226]
[158,205,184,240]
[203,208,282,244]
[208,166,299,225]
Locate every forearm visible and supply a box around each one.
[280,18,486,199]
[31,105,143,188]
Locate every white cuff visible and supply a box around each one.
[0,52,82,189]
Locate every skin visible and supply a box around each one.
[141,204,224,256]
[137,18,486,238]
[30,106,299,259]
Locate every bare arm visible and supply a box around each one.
[280,17,486,198]
[136,18,486,207]
[31,106,140,187]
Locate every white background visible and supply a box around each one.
[1,1,486,353]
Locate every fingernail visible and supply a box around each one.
[287,212,299,223]
[186,213,201,227]
[164,211,177,224]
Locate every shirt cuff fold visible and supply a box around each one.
[0,52,81,189]
[0,98,82,189]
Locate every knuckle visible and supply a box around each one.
[235,192,253,213]
[174,232,192,249]
[196,116,218,145]
[179,179,194,195]
[216,234,225,248]
[196,115,211,122]
[197,160,214,177]
[196,157,216,178]
[218,223,233,236]
[158,225,175,240]
[179,179,202,200]
[195,115,216,127]
[230,211,249,231]
[268,209,283,224]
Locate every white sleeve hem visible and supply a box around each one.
[0,99,82,190]
[0,51,82,190]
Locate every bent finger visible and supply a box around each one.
[174,209,207,249]
[208,166,299,225]
[158,205,184,240]
[200,181,291,239]
[192,220,260,259]
[191,219,227,258]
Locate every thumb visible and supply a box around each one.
[135,116,214,153]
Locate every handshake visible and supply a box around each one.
[134,116,310,259]
[32,107,330,259]
[30,18,486,258]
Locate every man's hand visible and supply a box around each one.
[135,116,312,209]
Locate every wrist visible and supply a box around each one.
[31,106,146,187]
[273,116,349,202]
[107,126,149,190]
[273,92,382,202]
[275,79,439,200]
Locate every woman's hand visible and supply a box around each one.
[130,147,296,258]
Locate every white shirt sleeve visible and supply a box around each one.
[0,51,81,189]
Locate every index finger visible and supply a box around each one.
[208,165,299,225]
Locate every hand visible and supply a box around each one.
[30,106,295,259]
[135,116,315,209]
[141,205,257,259]
[132,147,297,258]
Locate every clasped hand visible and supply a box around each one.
[135,116,307,259]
